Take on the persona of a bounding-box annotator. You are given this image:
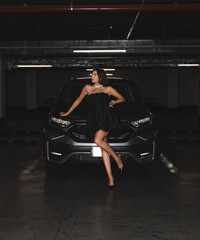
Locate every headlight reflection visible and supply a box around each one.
[50,117,71,127]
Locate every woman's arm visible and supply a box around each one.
[59,84,89,116]
[107,86,126,108]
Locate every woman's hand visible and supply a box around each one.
[59,112,69,117]
[59,85,88,118]
[109,100,115,108]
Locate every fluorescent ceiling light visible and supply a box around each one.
[106,73,113,76]
[73,49,126,53]
[17,65,52,68]
[86,68,116,71]
[76,77,91,80]
[107,77,123,79]
[77,76,123,80]
[178,64,199,67]
[90,73,113,76]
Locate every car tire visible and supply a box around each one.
[45,158,61,179]
[142,144,160,174]
[43,142,62,179]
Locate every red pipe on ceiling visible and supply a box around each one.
[0,5,200,13]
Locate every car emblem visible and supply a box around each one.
[133,121,139,128]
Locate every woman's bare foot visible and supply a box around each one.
[116,156,123,169]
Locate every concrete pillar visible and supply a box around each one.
[0,57,6,120]
[167,69,179,109]
[198,68,200,126]
[26,71,38,109]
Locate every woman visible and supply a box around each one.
[59,68,125,188]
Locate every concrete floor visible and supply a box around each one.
[0,108,200,240]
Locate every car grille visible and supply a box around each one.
[68,123,132,142]
[69,124,88,140]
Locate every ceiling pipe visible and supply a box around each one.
[127,0,145,40]
[0,5,200,13]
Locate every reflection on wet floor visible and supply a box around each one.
[0,110,200,239]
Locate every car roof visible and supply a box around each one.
[69,78,131,84]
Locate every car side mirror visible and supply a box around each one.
[45,97,56,106]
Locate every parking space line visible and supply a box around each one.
[21,155,42,174]
[160,153,178,174]
[0,139,36,144]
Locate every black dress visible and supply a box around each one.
[86,92,124,140]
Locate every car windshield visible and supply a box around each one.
[59,81,140,104]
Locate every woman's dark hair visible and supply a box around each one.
[93,68,110,86]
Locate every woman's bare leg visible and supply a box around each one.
[100,135,114,186]
[94,130,123,169]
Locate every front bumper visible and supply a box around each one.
[44,126,158,165]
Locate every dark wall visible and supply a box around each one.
[5,68,199,108]
[6,70,26,107]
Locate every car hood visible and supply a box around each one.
[51,101,150,122]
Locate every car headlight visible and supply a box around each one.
[50,117,71,128]
[131,116,152,129]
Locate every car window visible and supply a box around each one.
[59,82,139,104]
[59,84,88,104]
[109,83,139,103]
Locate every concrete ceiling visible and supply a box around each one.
[0,1,200,41]
[0,1,200,68]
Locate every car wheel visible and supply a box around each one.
[45,158,61,179]
[142,145,160,174]
[43,143,62,179]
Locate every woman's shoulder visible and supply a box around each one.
[83,84,93,90]
[104,85,114,93]
[84,84,91,87]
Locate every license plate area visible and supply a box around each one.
[91,146,102,157]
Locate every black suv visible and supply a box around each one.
[43,79,159,176]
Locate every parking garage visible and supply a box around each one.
[0,1,200,239]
